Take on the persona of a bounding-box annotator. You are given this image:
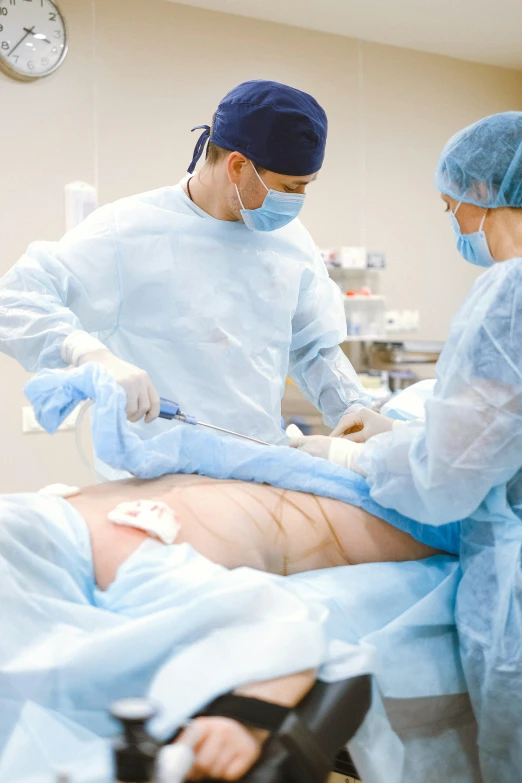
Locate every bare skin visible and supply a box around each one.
[67,473,438,780]
[178,670,316,781]
[67,473,436,590]
[441,194,522,262]
[184,151,317,224]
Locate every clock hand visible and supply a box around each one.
[8,26,35,57]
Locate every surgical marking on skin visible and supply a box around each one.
[254,486,346,567]
[160,478,348,572]
[272,489,289,533]
[310,495,346,561]
[219,485,265,535]
[287,540,339,563]
[233,484,289,539]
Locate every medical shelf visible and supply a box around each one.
[344,335,387,342]
[344,295,385,302]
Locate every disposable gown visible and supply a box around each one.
[360,256,522,525]
[359,256,522,781]
[0,182,368,447]
[18,363,473,783]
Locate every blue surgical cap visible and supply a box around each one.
[435,111,522,208]
[188,80,328,176]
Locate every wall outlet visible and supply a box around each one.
[22,406,81,434]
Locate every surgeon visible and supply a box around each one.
[0,80,369,471]
[292,111,522,780]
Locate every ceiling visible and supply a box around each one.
[166,0,522,70]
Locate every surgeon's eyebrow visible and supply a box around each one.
[291,176,317,186]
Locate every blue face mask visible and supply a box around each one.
[236,163,306,232]
[449,202,495,268]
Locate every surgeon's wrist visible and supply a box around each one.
[61,330,109,367]
[327,438,366,476]
[341,403,365,417]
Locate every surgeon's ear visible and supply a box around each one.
[227,152,249,185]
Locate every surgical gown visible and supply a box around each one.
[0,181,368,447]
[360,256,522,524]
[359,256,522,780]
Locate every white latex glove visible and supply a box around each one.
[285,423,304,439]
[330,408,405,443]
[290,435,366,475]
[289,435,331,459]
[327,437,366,475]
[62,331,161,423]
[80,349,161,423]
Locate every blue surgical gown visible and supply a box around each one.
[0,182,368,446]
[359,256,522,780]
[360,257,522,524]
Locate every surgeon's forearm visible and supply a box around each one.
[316,347,372,424]
[290,345,371,428]
[0,267,81,371]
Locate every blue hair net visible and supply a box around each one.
[435,111,522,207]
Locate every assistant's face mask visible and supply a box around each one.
[449,202,495,268]
[235,162,306,232]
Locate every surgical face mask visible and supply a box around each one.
[449,202,495,268]
[235,162,306,232]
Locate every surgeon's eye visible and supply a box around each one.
[443,203,450,213]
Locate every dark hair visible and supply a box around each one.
[206,114,266,173]
[206,140,231,166]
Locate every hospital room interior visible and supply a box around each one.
[1,0,522,781]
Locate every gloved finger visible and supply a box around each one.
[130,387,151,423]
[145,384,161,423]
[294,443,317,455]
[341,430,369,444]
[285,423,304,439]
[330,415,365,438]
[124,388,140,421]
[288,436,306,449]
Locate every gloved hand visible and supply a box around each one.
[289,435,331,459]
[289,435,366,475]
[330,408,401,442]
[79,349,161,423]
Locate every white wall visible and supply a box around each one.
[1,0,521,491]
[1,0,96,492]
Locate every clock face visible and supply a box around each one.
[0,0,67,81]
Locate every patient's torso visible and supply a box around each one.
[68,474,435,590]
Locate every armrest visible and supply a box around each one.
[240,675,371,783]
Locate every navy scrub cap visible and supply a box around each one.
[188,80,328,176]
[435,111,522,207]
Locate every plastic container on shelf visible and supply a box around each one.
[345,295,386,339]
